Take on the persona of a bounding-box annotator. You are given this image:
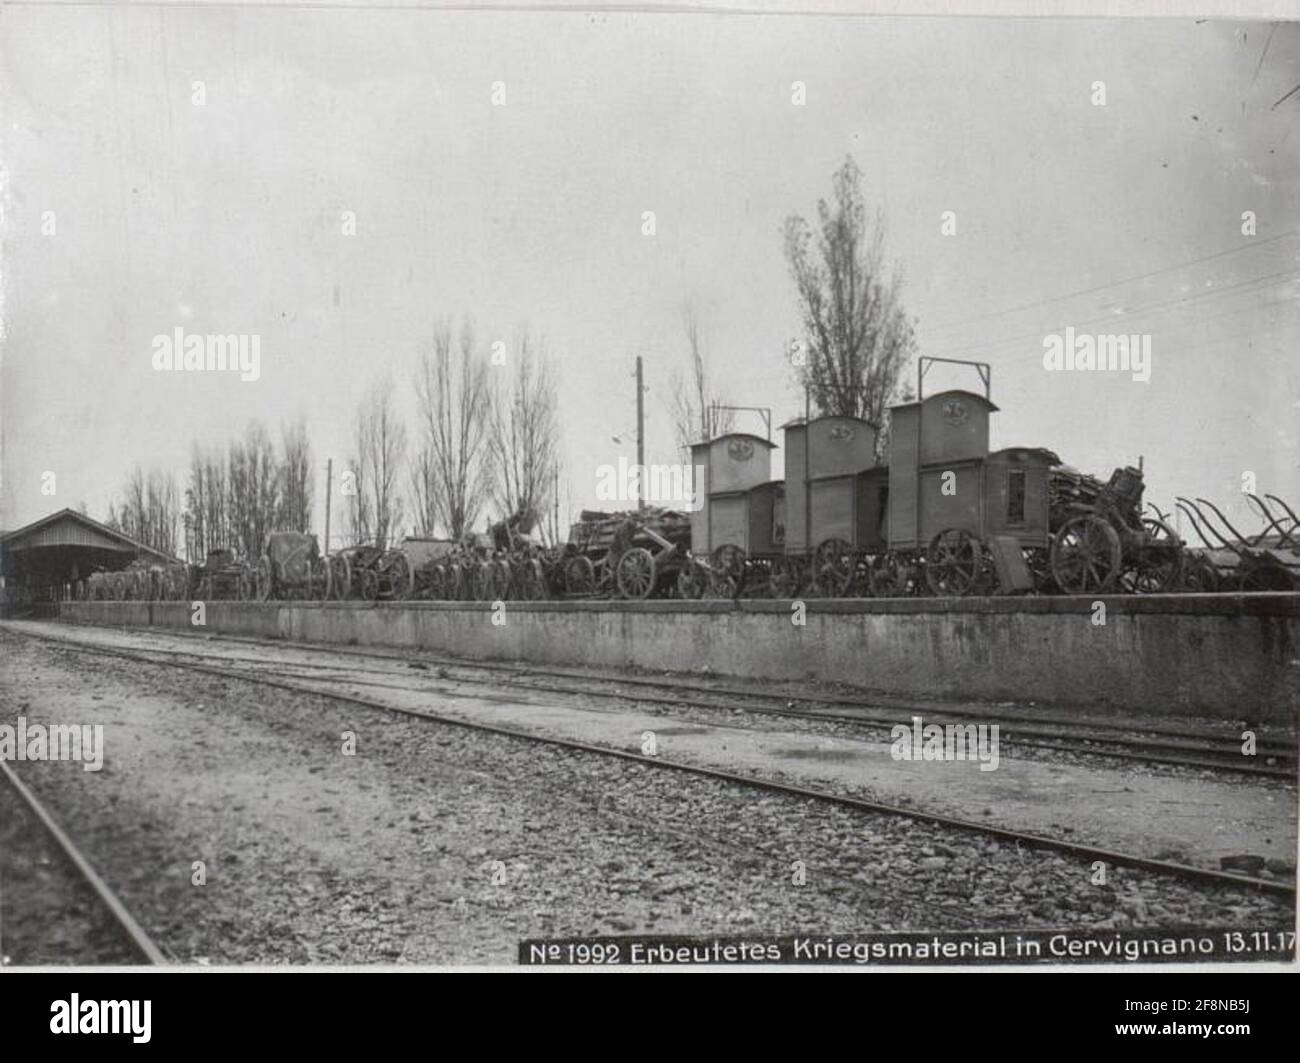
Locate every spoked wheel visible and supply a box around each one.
[471,562,493,601]
[924,529,987,597]
[675,561,706,600]
[708,544,747,598]
[616,547,657,600]
[813,538,853,598]
[446,562,466,601]
[387,554,412,601]
[1120,517,1184,594]
[330,554,352,601]
[1022,547,1054,594]
[491,560,512,601]
[564,556,596,597]
[768,557,801,599]
[1049,514,1122,594]
[256,556,274,601]
[360,569,380,601]
[424,564,446,601]
[516,558,546,601]
[869,553,909,598]
[316,559,332,601]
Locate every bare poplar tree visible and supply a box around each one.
[227,421,280,559]
[667,301,734,453]
[412,319,491,540]
[112,466,180,555]
[278,416,314,533]
[486,333,560,532]
[350,375,407,549]
[783,155,916,453]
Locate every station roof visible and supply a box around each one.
[0,508,179,563]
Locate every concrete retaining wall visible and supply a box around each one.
[58,595,1300,721]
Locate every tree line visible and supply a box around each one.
[106,328,561,560]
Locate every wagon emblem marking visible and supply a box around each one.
[941,399,969,425]
[727,439,755,461]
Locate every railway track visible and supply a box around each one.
[10,625,1294,899]
[47,624,1295,780]
[0,759,166,965]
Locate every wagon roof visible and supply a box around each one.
[990,446,1061,464]
[779,414,881,431]
[889,389,1000,413]
[690,432,777,450]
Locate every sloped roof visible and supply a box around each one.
[0,508,179,562]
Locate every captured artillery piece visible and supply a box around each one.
[195,548,253,600]
[1173,493,1300,591]
[256,532,330,601]
[561,508,691,600]
[399,536,459,599]
[329,542,410,601]
[1046,464,1184,594]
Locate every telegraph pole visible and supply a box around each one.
[635,356,645,511]
[324,458,333,556]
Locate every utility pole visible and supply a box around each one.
[324,458,333,556]
[635,355,645,511]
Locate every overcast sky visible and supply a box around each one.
[1,9,1297,545]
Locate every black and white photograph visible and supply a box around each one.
[0,0,1296,1016]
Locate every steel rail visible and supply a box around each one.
[15,629,1294,899]
[30,625,1297,777]
[0,759,167,965]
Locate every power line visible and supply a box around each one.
[927,268,1300,361]
[975,296,1299,372]
[922,229,1300,335]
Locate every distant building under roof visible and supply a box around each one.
[0,508,180,614]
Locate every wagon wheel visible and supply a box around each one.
[386,553,411,601]
[708,544,747,598]
[869,553,909,598]
[812,538,853,598]
[564,555,596,597]
[469,562,491,601]
[616,547,657,600]
[360,569,380,601]
[769,557,801,599]
[1049,514,1122,595]
[516,558,546,601]
[674,559,706,600]
[924,529,987,597]
[330,554,352,601]
[1120,517,1184,594]
[1022,547,1055,594]
[419,564,441,601]
[492,559,513,601]
[255,556,274,601]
